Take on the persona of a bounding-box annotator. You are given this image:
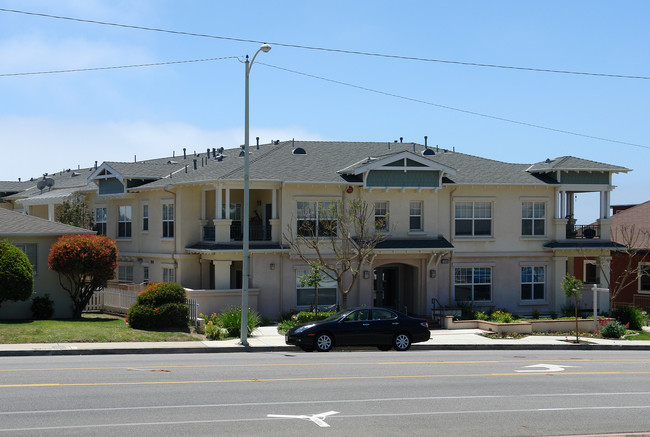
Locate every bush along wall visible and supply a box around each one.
[126,282,189,330]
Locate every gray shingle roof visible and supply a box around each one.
[0,208,95,236]
[527,156,629,173]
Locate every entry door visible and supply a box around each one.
[374,267,399,309]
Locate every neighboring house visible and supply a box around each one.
[0,208,96,319]
[1,141,630,319]
[608,201,650,311]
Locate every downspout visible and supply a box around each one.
[164,185,177,278]
[448,186,457,305]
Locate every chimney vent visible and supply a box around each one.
[424,136,428,147]
[183,148,187,159]
[193,159,197,170]
[256,137,260,150]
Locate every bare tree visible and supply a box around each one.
[284,198,389,309]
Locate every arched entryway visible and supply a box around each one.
[373,263,418,314]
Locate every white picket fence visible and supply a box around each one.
[85,287,199,322]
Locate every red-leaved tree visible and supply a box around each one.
[48,234,118,318]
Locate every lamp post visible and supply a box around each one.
[241,43,271,346]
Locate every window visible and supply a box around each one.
[162,203,174,238]
[521,266,545,300]
[409,201,422,231]
[142,204,149,232]
[15,243,37,275]
[95,207,107,235]
[639,263,650,292]
[118,206,132,238]
[296,201,337,237]
[455,201,492,236]
[163,267,175,283]
[117,265,133,283]
[584,260,599,284]
[454,267,492,302]
[375,201,389,230]
[143,266,149,283]
[522,201,545,236]
[296,269,337,306]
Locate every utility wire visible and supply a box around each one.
[1,7,648,81]
[0,56,238,77]
[258,62,649,150]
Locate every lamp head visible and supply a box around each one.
[260,43,272,53]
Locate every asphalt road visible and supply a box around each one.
[1,349,650,436]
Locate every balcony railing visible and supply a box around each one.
[566,223,600,239]
[230,221,271,241]
[203,223,271,242]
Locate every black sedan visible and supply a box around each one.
[285,307,430,352]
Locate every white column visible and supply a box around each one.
[225,188,230,219]
[568,192,574,218]
[201,189,206,220]
[216,186,223,219]
[271,188,277,219]
[48,204,55,221]
[560,191,566,218]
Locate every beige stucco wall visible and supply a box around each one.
[0,235,75,319]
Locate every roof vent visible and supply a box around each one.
[422,148,435,156]
[72,172,81,177]
[167,160,178,164]
[292,147,306,155]
[218,147,224,154]
[274,140,280,145]
[239,150,246,157]
[545,158,552,163]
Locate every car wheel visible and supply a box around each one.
[377,345,391,351]
[315,333,333,352]
[393,332,411,351]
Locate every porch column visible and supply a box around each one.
[271,188,277,219]
[555,190,562,219]
[600,190,611,219]
[552,256,568,312]
[225,188,230,219]
[213,260,232,289]
[567,192,574,218]
[216,185,223,219]
[48,204,55,221]
[560,191,566,218]
[201,189,206,220]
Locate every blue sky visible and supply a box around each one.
[1,1,648,223]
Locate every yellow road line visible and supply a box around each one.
[3,371,650,388]
[1,358,648,373]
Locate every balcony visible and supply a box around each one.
[202,223,271,242]
[566,223,600,239]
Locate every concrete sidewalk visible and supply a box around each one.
[2,326,650,356]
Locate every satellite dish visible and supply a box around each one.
[36,180,46,190]
[45,178,55,188]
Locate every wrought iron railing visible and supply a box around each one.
[203,225,215,242]
[566,223,600,239]
[230,221,271,241]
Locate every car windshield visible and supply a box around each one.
[323,310,348,322]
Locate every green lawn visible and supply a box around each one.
[0,313,203,343]
[625,330,650,341]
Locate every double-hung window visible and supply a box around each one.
[95,207,107,235]
[162,203,174,238]
[521,266,545,300]
[454,267,492,302]
[296,201,337,237]
[142,204,149,232]
[409,201,422,231]
[455,201,492,236]
[163,267,175,282]
[143,266,150,283]
[522,201,545,236]
[296,269,337,306]
[117,265,133,283]
[639,263,650,293]
[118,206,132,238]
[375,201,389,231]
[15,243,37,275]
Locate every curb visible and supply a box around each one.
[2,343,650,357]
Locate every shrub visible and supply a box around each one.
[599,320,627,339]
[277,311,336,334]
[531,309,541,319]
[474,311,488,321]
[611,306,647,331]
[127,282,189,330]
[549,311,558,320]
[0,240,33,309]
[456,301,476,320]
[489,310,514,324]
[207,306,261,338]
[30,294,54,320]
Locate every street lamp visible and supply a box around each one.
[241,43,271,346]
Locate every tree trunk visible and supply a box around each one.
[314,285,319,314]
[341,292,348,310]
